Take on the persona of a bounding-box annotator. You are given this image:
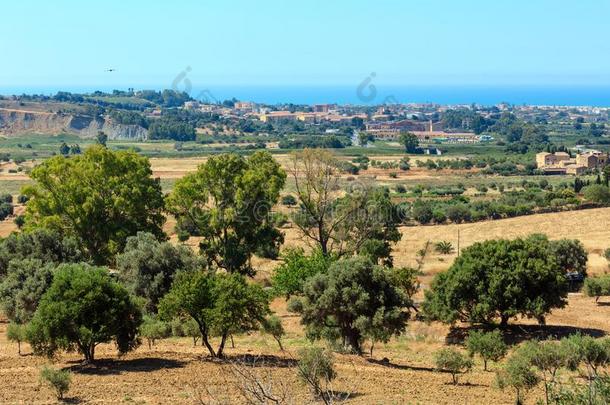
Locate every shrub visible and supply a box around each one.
[0,193,12,203]
[446,204,472,223]
[434,241,454,255]
[465,330,508,371]
[297,347,336,398]
[434,348,473,384]
[0,202,14,220]
[170,317,201,346]
[584,275,610,303]
[583,184,610,204]
[27,264,142,362]
[0,228,83,278]
[261,315,286,351]
[412,202,433,224]
[140,316,171,349]
[296,257,410,354]
[7,322,27,355]
[281,194,297,206]
[39,366,71,400]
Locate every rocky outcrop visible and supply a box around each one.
[0,108,148,140]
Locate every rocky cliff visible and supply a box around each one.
[0,108,148,140]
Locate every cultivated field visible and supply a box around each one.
[1,149,609,404]
[1,206,610,403]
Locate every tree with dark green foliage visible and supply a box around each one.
[549,238,588,277]
[23,145,166,265]
[167,151,286,276]
[159,271,269,358]
[0,259,54,323]
[422,235,570,326]
[336,187,402,266]
[412,201,434,224]
[116,232,202,312]
[96,131,108,146]
[295,256,410,354]
[0,228,83,277]
[59,142,70,155]
[27,263,142,363]
[399,132,419,153]
[465,330,508,371]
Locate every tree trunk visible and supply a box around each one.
[500,314,509,327]
[484,359,488,371]
[217,333,228,358]
[17,340,21,356]
[344,331,361,354]
[230,334,235,349]
[275,337,284,351]
[201,335,217,358]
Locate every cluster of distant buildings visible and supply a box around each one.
[536,150,608,175]
[258,104,368,124]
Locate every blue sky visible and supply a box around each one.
[2,0,610,89]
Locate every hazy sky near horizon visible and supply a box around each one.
[2,0,610,89]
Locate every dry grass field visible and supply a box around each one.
[1,207,610,403]
[1,156,610,404]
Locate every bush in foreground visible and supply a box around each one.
[39,366,71,400]
[297,347,336,398]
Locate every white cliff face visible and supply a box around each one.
[0,108,148,140]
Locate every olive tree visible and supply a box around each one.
[116,232,202,312]
[295,256,410,354]
[166,151,286,276]
[27,263,142,363]
[159,271,269,358]
[434,348,473,385]
[0,228,83,277]
[465,330,508,371]
[496,350,541,405]
[22,145,166,264]
[0,258,54,323]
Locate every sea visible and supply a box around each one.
[1,84,610,107]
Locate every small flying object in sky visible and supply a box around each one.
[105,68,116,72]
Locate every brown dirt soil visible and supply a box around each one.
[2,293,608,404]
